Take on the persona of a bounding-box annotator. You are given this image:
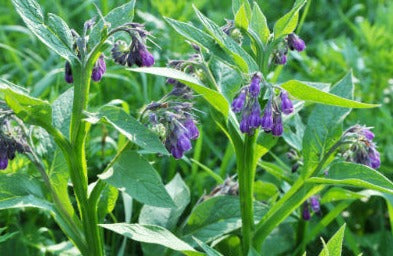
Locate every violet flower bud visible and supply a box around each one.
[240,115,251,134]
[302,202,310,221]
[368,147,381,169]
[177,133,192,152]
[231,92,246,113]
[91,55,106,82]
[249,103,262,128]
[261,101,273,131]
[274,53,287,65]
[272,113,283,136]
[309,196,320,212]
[287,33,306,52]
[361,128,375,141]
[167,78,177,84]
[171,145,183,159]
[136,46,155,67]
[184,119,199,140]
[64,61,73,83]
[280,90,294,115]
[249,74,261,97]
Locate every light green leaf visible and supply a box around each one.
[87,105,168,155]
[232,0,252,18]
[193,6,259,73]
[302,72,354,176]
[52,88,73,138]
[281,80,379,108]
[165,18,236,68]
[307,162,393,194]
[194,237,223,256]
[100,223,198,253]
[97,184,119,221]
[0,78,52,128]
[321,187,365,204]
[11,0,76,61]
[99,149,175,208]
[88,0,136,49]
[235,4,249,30]
[183,196,268,243]
[139,173,190,230]
[318,224,346,256]
[250,2,270,44]
[273,0,307,39]
[130,67,229,117]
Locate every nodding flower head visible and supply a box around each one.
[261,101,273,131]
[342,125,381,169]
[249,102,262,128]
[280,90,294,115]
[240,114,251,134]
[231,91,246,113]
[64,61,73,83]
[0,122,28,170]
[309,196,320,212]
[272,113,283,136]
[249,74,261,97]
[184,119,199,140]
[91,55,106,82]
[135,43,155,67]
[274,52,287,65]
[287,33,306,52]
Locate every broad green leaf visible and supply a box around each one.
[234,4,249,30]
[165,18,236,68]
[100,223,198,253]
[183,196,268,243]
[194,237,223,256]
[254,180,279,201]
[11,0,76,61]
[88,0,136,49]
[318,224,346,256]
[282,113,305,151]
[321,187,365,204]
[307,162,393,194]
[52,88,73,138]
[0,79,52,128]
[193,6,259,73]
[250,2,270,44]
[99,149,175,208]
[302,72,354,176]
[87,105,168,155]
[273,0,307,39]
[139,173,190,230]
[232,0,252,18]
[49,149,75,219]
[97,184,119,221]
[130,67,229,117]
[281,80,379,108]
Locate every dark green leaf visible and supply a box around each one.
[194,237,223,256]
[52,87,73,137]
[130,67,229,117]
[281,80,379,108]
[11,0,76,61]
[99,149,175,208]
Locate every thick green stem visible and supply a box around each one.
[237,133,258,255]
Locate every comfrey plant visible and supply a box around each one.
[0,0,390,255]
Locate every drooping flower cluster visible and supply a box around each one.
[302,196,320,221]
[273,33,306,65]
[341,125,381,169]
[91,55,106,82]
[111,23,155,68]
[231,74,294,136]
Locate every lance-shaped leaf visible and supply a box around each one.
[100,223,200,255]
[250,2,270,44]
[234,4,249,30]
[86,105,168,155]
[0,78,52,128]
[88,0,136,49]
[11,0,76,61]
[99,149,175,208]
[130,67,229,118]
[193,6,259,73]
[318,224,346,256]
[52,88,73,137]
[307,162,393,194]
[273,0,307,39]
[281,80,379,108]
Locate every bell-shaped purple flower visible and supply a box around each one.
[231,91,246,113]
[91,55,106,82]
[302,202,310,221]
[287,33,306,52]
[309,196,320,212]
[274,53,287,65]
[240,115,251,134]
[136,46,155,67]
[361,128,375,141]
[261,101,273,131]
[177,133,192,152]
[249,74,261,97]
[280,90,294,115]
[272,113,283,136]
[171,145,183,159]
[184,119,199,140]
[64,61,73,83]
[249,103,262,128]
[368,147,381,169]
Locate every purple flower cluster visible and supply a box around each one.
[231,74,294,136]
[91,55,106,82]
[302,196,320,221]
[166,118,199,159]
[342,125,381,169]
[112,39,154,67]
[273,33,305,65]
[0,137,26,170]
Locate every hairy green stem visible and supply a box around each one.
[237,132,258,255]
